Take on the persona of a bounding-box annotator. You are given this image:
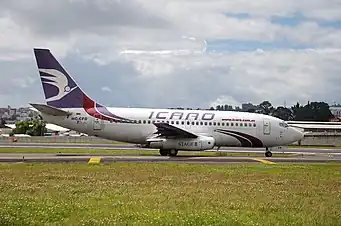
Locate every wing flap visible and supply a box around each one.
[153,122,198,138]
[29,103,71,116]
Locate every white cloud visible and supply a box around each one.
[0,0,341,108]
[210,95,242,108]
[101,87,112,92]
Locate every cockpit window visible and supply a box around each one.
[279,122,289,128]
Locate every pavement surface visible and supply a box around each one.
[0,152,340,164]
[1,142,341,155]
[1,142,341,164]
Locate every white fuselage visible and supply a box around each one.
[40,107,303,149]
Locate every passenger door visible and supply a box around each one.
[263,119,271,135]
[92,113,103,131]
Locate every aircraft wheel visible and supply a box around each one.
[159,149,168,156]
[265,151,272,157]
[168,149,178,157]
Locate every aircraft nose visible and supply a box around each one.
[290,127,304,141]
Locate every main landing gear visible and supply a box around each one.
[265,147,272,157]
[159,149,178,157]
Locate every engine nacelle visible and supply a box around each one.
[147,136,215,151]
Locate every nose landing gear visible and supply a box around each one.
[265,147,272,157]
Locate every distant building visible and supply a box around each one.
[241,103,258,112]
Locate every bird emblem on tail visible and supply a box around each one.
[39,68,78,102]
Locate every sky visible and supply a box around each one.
[1,0,341,109]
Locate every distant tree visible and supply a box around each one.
[291,101,333,121]
[0,118,6,128]
[224,105,234,111]
[257,101,274,115]
[272,106,294,121]
[12,119,47,136]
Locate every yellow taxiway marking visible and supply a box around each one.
[252,158,277,165]
[88,157,101,164]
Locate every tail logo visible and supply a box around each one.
[39,68,77,102]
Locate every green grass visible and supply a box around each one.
[0,147,297,157]
[0,163,340,225]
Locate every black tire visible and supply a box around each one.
[265,151,272,157]
[168,149,178,157]
[159,149,168,156]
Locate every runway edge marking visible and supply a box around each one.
[252,158,277,165]
[88,157,101,164]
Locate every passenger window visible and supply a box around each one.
[138,120,141,124]
[213,122,216,126]
[191,121,195,125]
[222,123,225,126]
[143,120,146,124]
[187,121,190,125]
[181,121,184,125]
[217,122,220,126]
[253,123,256,127]
[209,122,212,126]
[171,121,174,124]
[176,121,179,124]
[196,122,199,125]
[205,122,208,126]
[231,123,234,126]
[244,123,247,127]
[148,121,151,124]
[249,123,252,127]
[200,122,203,125]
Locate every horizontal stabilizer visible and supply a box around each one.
[29,103,71,116]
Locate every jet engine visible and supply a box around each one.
[146,135,215,151]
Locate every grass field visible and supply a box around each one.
[0,163,340,225]
[0,147,298,157]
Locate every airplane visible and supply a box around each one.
[30,48,304,157]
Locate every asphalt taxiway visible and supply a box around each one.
[0,153,340,164]
[1,142,341,155]
[1,142,341,164]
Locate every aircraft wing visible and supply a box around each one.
[153,122,198,138]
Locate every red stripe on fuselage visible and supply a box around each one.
[83,94,112,121]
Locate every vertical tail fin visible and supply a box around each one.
[33,48,134,122]
[33,48,90,109]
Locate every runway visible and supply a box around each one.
[1,142,341,155]
[1,142,341,164]
[0,153,340,164]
